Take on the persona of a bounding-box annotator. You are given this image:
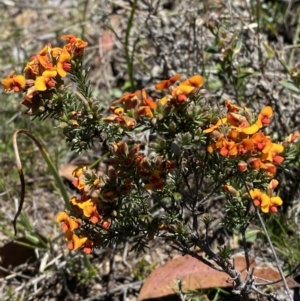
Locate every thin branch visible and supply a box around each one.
[256,209,293,301]
[81,280,144,301]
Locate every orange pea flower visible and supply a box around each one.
[250,187,282,213]
[138,90,157,117]
[155,74,181,90]
[225,100,242,112]
[70,194,89,208]
[72,167,86,191]
[247,157,267,171]
[180,74,204,88]
[138,106,155,118]
[261,195,283,213]
[261,143,284,164]
[267,179,279,196]
[256,106,273,128]
[251,132,272,154]
[226,129,242,141]
[236,123,260,135]
[141,89,157,108]
[144,170,164,190]
[219,140,236,157]
[203,117,228,134]
[33,44,53,70]
[56,212,80,232]
[61,35,88,57]
[24,57,40,77]
[102,219,111,230]
[112,91,140,110]
[103,114,137,129]
[35,70,57,91]
[268,179,279,190]
[65,230,88,251]
[237,139,254,155]
[171,84,194,103]
[265,163,277,177]
[250,189,268,208]
[51,47,63,58]
[136,156,152,176]
[227,112,248,127]
[160,95,171,106]
[82,240,94,254]
[110,106,124,116]
[72,166,84,177]
[57,47,71,77]
[2,72,26,92]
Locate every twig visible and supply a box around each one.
[177,279,185,301]
[256,209,293,301]
[0,266,31,280]
[81,280,144,301]
[255,262,300,287]
[251,285,281,301]
[122,241,132,269]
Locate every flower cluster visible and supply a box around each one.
[2,35,88,115]
[56,140,178,253]
[249,179,282,213]
[3,36,298,253]
[204,102,284,177]
[102,74,204,129]
[203,100,287,212]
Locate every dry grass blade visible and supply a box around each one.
[12,129,70,235]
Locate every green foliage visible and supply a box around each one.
[264,214,300,271]
[133,258,157,281]
[2,1,300,301]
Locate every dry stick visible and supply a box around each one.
[0,266,31,280]
[255,262,300,287]
[251,285,281,301]
[256,209,293,301]
[122,241,132,269]
[81,280,145,301]
[177,279,185,301]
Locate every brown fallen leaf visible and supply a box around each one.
[58,163,78,183]
[138,254,300,300]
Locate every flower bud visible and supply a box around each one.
[68,119,79,127]
[169,121,176,132]
[284,132,300,145]
[67,111,78,118]
[238,161,247,172]
[224,184,239,196]
[102,219,111,230]
[38,106,45,113]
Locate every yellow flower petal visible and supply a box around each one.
[14,75,26,88]
[260,194,270,206]
[270,196,283,206]
[240,123,260,135]
[56,211,69,223]
[181,74,204,88]
[35,76,47,91]
[72,234,88,250]
[160,96,168,105]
